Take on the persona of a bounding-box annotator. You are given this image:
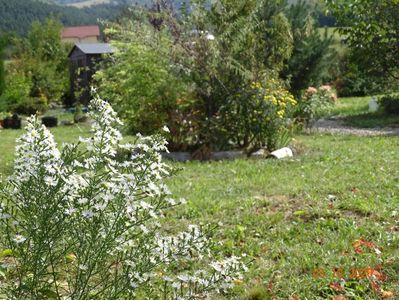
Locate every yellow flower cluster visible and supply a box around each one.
[276,109,285,118]
[251,80,297,119]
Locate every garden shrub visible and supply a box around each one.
[378,94,399,114]
[219,77,297,152]
[0,97,246,299]
[0,72,34,113]
[0,18,69,115]
[94,25,192,138]
[182,2,294,153]
[297,85,337,127]
[0,66,48,114]
[12,96,48,115]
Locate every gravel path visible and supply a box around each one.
[312,118,399,136]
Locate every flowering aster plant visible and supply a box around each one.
[0,96,246,299]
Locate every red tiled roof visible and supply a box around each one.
[62,25,100,39]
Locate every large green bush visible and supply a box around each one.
[378,94,399,115]
[183,1,294,153]
[94,23,191,137]
[326,0,399,82]
[0,64,51,115]
[334,49,396,97]
[0,18,69,114]
[0,71,33,113]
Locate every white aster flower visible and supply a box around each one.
[13,235,26,244]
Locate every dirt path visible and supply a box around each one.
[312,118,399,136]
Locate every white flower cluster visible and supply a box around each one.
[79,97,122,159]
[165,255,247,299]
[0,96,247,299]
[13,116,61,184]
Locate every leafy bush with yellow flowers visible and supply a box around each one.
[218,77,297,152]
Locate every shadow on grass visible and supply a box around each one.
[343,111,399,128]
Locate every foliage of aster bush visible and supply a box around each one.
[0,96,246,299]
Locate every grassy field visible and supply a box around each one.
[0,98,398,298]
[168,134,399,299]
[327,96,399,128]
[328,96,371,117]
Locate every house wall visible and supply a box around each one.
[68,48,104,106]
[69,48,88,105]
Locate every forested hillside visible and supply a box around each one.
[49,0,180,7]
[0,0,334,37]
[51,0,188,9]
[0,0,127,36]
[54,0,334,26]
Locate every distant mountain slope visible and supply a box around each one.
[0,0,127,36]
[63,0,114,8]
[52,0,182,8]
[54,0,113,6]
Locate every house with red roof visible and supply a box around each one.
[61,25,101,44]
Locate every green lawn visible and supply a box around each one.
[0,100,399,299]
[0,123,92,175]
[167,134,399,299]
[329,96,371,117]
[327,96,399,128]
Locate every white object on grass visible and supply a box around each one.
[369,97,379,112]
[268,147,293,159]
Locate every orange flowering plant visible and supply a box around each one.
[297,85,337,127]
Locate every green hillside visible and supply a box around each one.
[0,0,127,36]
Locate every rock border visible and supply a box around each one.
[161,147,294,162]
[161,151,246,162]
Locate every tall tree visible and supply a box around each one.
[14,18,69,101]
[326,0,399,80]
[282,0,336,96]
